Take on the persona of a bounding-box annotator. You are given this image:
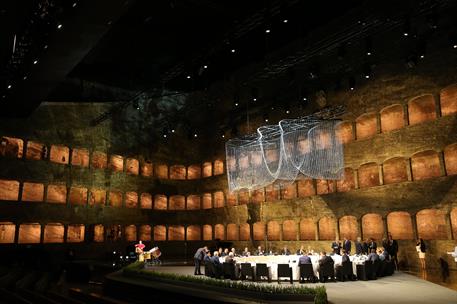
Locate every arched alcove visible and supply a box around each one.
[339,216,358,240]
[356,112,377,140]
[283,220,297,241]
[362,213,384,241]
[71,148,89,167]
[387,211,414,240]
[187,225,201,241]
[383,157,408,184]
[267,221,280,241]
[416,209,447,240]
[21,182,44,202]
[336,168,355,192]
[358,162,380,188]
[380,104,404,132]
[44,223,64,243]
[168,226,185,241]
[411,150,441,181]
[408,94,436,125]
[440,83,457,116]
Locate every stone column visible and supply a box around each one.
[358,218,363,240]
[22,140,28,160]
[379,164,384,186]
[435,93,442,119]
[165,225,169,241]
[354,169,360,189]
[296,221,300,241]
[438,151,447,177]
[445,212,453,240]
[335,219,340,240]
[403,103,410,126]
[315,221,320,241]
[352,121,357,140]
[382,216,389,239]
[407,158,413,181]
[14,223,20,244]
[376,112,381,134]
[40,223,45,244]
[279,223,283,241]
[17,180,24,202]
[184,225,188,241]
[63,224,68,243]
[68,148,73,167]
[411,214,419,240]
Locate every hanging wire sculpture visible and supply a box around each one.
[226,106,345,192]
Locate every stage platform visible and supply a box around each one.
[146,265,457,304]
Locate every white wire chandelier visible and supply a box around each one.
[226,106,345,192]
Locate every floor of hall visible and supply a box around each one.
[147,265,457,304]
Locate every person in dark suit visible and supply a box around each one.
[343,238,352,254]
[299,252,312,264]
[255,246,264,256]
[387,233,399,270]
[281,245,291,255]
[242,247,250,257]
[221,248,229,257]
[318,251,334,282]
[355,237,364,255]
[362,239,369,254]
[296,245,305,255]
[211,251,222,277]
[369,238,377,252]
[341,249,350,263]
[331,239,342,255]
[194,246,208,275]
[224,252,235,264]
[367,249,379,262]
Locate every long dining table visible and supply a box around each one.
[219,254,368,280]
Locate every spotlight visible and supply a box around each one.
[252,98,257,102]
[454,44,457,49]
[194,133,198,138]
[43,45,48,49]
[163,134,167,138]
[33,60,38,64]
[72,2,77,8]
[265,29,270,33]
[283,19,288,23]
[186,75,191,79]
[302,97,307,101]
[220,130,225,138]
[403,17,411,37]
[231,49,236,53]
[7,85,12,89]
[363,63,372,79]
[235,102,239,107]
[365,37,373,56]
[203,65,208,69]
[23,76,27,80]
[171,129,175,133]
[349,76,356,90]
[57,24,63,29]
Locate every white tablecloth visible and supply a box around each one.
[219,254,368,280]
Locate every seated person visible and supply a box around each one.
[296,245,305,255]
[242,247,250,257]
[378,248,390,261]
[204,251,212,263]
[221,248,229,257]
[367,249,379,262]
[341,249,350,263]
[211,251,222,277]
[318,251,334,282]
[299,252,312,264]
[230,247,237,257]
[225,252,235,264]
[281,245,291,255]
[255,246,264,256]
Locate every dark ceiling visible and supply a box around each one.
[1,0,456,144]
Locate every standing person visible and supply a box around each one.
[387,233,399,270]
[194,246,207,275]
[343,237,352,255]
[362,239,369,254]
[368,238,377,252]
[355,237,363,255]
[331,238,341,255]
[416,238,426,271]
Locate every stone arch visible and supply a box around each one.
[411,150,441,181]
[203,225,212,241]
[383,157,408,184]
[361,213,384,241]
[253,222,265,241]
[44,223,64,243]
[336,121,353,144]
[300,218,316,240]
[318,217,336,240]
[282,220,297,241]
[416,209,447,240]
[226,223,239,241]
[387,211,414,240]
[356,112,377,140]
[380,104,404,132]
[267,221,280,241]
[444,143,457,175]
[168,225,185,241]
[339,216,358,240]
[186,225,201,241]
[358,162,380,188]
[214,224,225,240]
[440,83,457,116]
[408,94,436,125]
